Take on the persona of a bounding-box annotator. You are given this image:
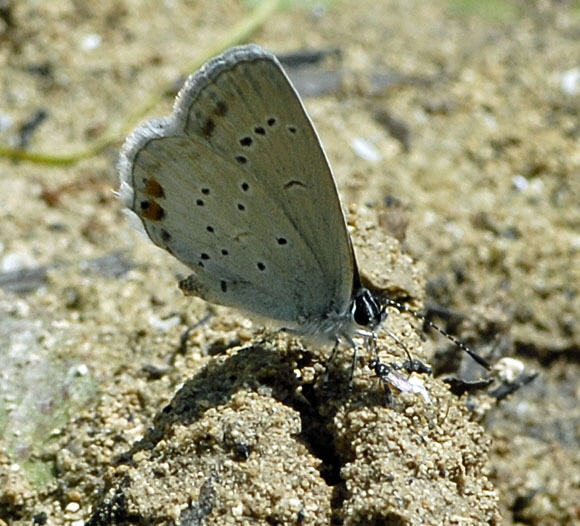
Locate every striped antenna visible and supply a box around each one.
[383,297,491,371]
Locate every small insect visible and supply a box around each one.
[369,358,432,405]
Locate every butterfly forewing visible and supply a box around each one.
[120,45,356,328]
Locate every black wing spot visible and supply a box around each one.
[221,280,227,292]
[202,118,215,138]
[237,203,246,211]
[284,180,306,190]
[221,249,229,256]
[196,199,204,206]
[206,226,214,233]
[236,155,247,164]
[201,253,210,260]
[254,126,266,135]
[201,188,210,195]
[277,237,288,245]
[257,262,266,271]
[214,101,228,116]
[267,117,276,126]
[287,125,297,134]
[240,136,253,147]
[241,182,250,192]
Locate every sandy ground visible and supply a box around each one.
[1,0,579,524]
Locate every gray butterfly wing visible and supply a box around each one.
[119,44,356,331]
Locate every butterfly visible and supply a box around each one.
[118,44,488,398]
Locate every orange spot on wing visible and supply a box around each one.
[144,178,165,198]
[140,200,166,221]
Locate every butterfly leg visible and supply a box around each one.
[341,333,359,388]
[322,338,341,391]
[383,329,413,363]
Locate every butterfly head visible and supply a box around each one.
[351,288,386,332]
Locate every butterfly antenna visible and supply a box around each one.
[382,297,491,371]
